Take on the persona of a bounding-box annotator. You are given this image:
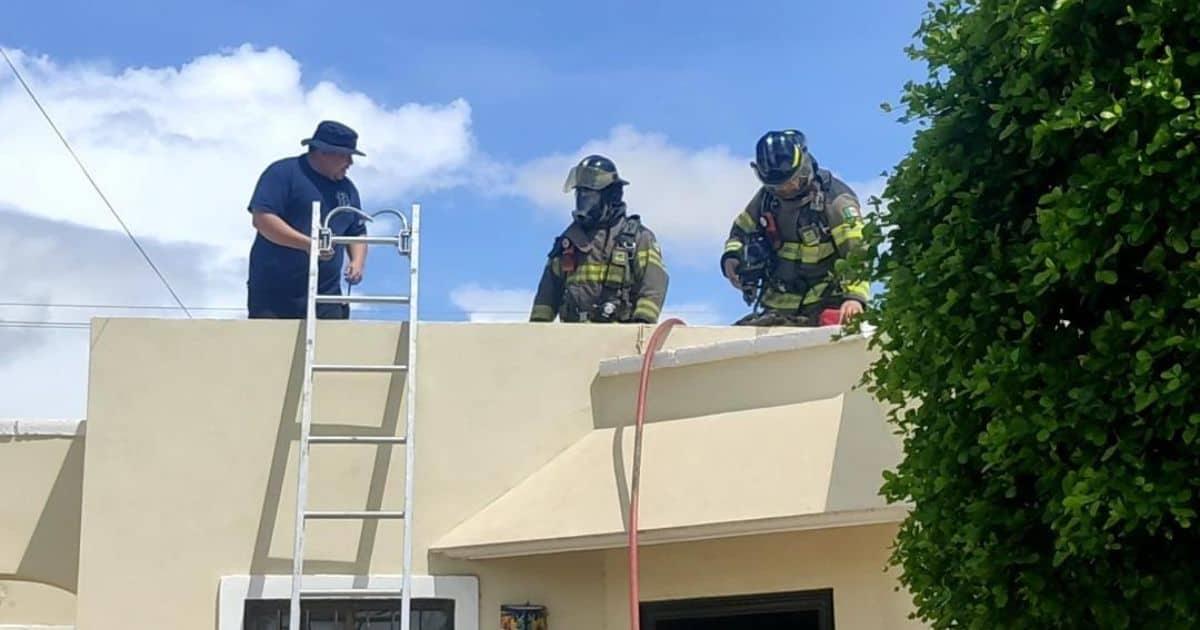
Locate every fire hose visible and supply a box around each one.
[628,317,686,630]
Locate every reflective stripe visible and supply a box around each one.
[634,298,661,320]
[605,262,627,286]
[778,242,836,263]
[761,282,829,309]
[761,291,804,310]
[637,248,665,270]
[724,240,744,254]
[844,281,871,300]
[550,258,562,277]
[734,211,756,232]
[832,223,863,246]
[565,263,611,284]
[530,305,556,321]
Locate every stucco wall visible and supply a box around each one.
[606,524,922,629]
[0,579,75,626]
[0,429,81,626]
[0,318,912,628]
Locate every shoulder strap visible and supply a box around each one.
[619,214,641,241]
[611,215,641,278]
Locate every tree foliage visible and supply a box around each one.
[865,0,1200,627]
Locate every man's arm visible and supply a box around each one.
[632,230,668,323]
[825,184,870,307]
[343,196,368,283]
[530,256,565,322]
[247,162,321,254]
[721,190,765,288]
[251,210,311,251]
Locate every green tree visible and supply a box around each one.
[865,0,1200,627]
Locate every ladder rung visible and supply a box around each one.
[305,510,405,520]
[330,235,402,246]
[308,435,406,444]
[314,294,410,305]
[312,364,407,373]
[300,588,404,598]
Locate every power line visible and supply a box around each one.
[0,47,193,318]
[0,319,90,330]
[0,301,241,312]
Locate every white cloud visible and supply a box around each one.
[0,205,242,417]
[0,44,475,260]
[0,45,478,417]
[508,125,760,264]
[448,284,534,322]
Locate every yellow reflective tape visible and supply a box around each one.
[550,258,562,277]
[634,298,661,317]
[762,291,803,309]
[734,211,756,232]
[605,263,627,286]
[844,281,871,299]
[792,146,801,168]
[565,264,609,284]
[804,282,829,305]
[724,240,744,253]
[638,249,667,271]
[530,305,556,321]
[832,223,864,245]
[778,242,836,263]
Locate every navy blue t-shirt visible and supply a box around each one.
[246,155,367,307]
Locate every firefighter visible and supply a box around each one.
[530,155,669,323]
[722,130,869,326]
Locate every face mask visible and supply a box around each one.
[572,189,606,227]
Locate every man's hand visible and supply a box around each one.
[723,258,742,290]
[839,299,864,323]
[319,245,334,262]
[344,258,365,285]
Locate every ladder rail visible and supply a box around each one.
[289,201,421,630]
[289,200,323,628]
[399,203,421,630]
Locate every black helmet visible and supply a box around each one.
[562,154,630,192]
[751,130,815,187]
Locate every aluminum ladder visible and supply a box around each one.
[289,201,422,630]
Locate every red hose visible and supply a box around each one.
[628,318,685,630]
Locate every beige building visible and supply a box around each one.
[1,319,919,629]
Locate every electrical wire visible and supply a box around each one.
[0,47,192,318]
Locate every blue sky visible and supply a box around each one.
[0,1,929,416]
[4,0,926,325]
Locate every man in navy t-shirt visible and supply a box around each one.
[246,120,369,319]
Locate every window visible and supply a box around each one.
[640,589,834,630]
[244,598,453,630]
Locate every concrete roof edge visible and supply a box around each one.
[0,418,87,438]
[432,504,909,560]
[597,325,877,377]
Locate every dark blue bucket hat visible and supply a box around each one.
[301,120,365,156]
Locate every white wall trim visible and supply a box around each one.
[597,327,876,377]
[218,574,478,630]
[0,419,86,438]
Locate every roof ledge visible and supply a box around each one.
[432,505,909,560]
[0,418,86,438]
[597,325,875,377]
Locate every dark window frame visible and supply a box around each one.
[640,588,835,630]
[243,597,454,630]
